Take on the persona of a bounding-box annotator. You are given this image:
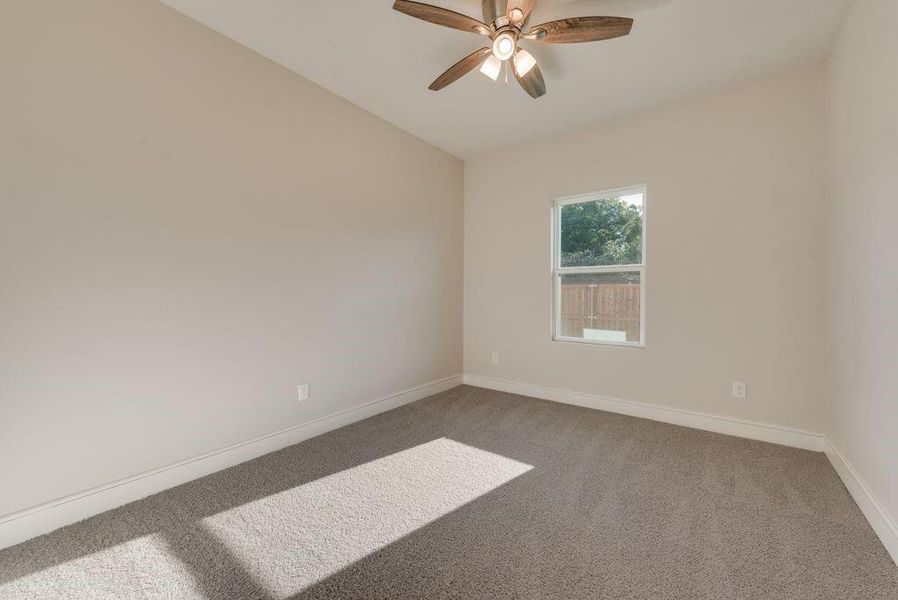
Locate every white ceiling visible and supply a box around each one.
[157,0,853,158]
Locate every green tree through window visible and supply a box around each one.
[560,197,643,267]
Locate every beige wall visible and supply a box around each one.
[825,0,898,534]
[465,67,827,433]
[0,0,463,517]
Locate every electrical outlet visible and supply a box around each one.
[732,381,747,400]
[298,383,310,402]
[491,352,500,365]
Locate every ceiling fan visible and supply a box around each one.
[392,0,634,99]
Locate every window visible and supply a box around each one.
[553,186,646,347]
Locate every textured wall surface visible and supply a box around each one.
[0,0,463,517]
[825,0,898,541]
[465,67,827,433]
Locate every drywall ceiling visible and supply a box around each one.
[157,0,853,158]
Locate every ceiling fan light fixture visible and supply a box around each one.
[392,0,636,99]
[513,49,537,76]
[480,55,502,81]
[492,33,516,61]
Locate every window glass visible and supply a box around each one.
[559,272,641,343]
[554,188,646,346]
[559,193,644,267]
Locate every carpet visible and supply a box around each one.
[1,385,896,599]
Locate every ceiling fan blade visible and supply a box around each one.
[527,16,633,43]
[556,0,668,16]
[512,51,546,98]
[393,1,491,36]
[429,47,493,91]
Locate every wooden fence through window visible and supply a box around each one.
[560,283,641,342]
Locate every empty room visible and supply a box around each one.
[1,0,896,598]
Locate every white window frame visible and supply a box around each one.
[552,185,647,348]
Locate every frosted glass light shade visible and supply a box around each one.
[513,49,537,77]
[480,55,502,81]
[492,33,516,61]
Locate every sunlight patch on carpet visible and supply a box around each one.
[1,533,201,598]
[201,438,533,597]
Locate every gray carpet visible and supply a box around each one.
[1,385,896,599]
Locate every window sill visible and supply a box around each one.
[552,337,646,349]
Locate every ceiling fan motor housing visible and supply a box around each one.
[482,0,527,28]
[482,0,508,25]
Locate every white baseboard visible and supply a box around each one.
[462,374,825,452]
[824,439,898,566]
[0,374,463,551]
